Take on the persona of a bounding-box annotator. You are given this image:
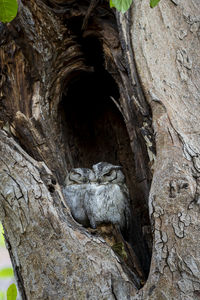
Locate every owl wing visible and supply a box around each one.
[63,185,90,227]
[109,184,131,233]
[121,184,131,232]
[84,186,99,229]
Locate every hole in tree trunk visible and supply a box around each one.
[59,35,152,284]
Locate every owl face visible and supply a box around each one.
[65,168,96,185]
[92,162,125,184]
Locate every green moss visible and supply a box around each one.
[111,242,128,260]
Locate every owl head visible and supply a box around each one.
[92,162,125,184]
[65,168,96,185]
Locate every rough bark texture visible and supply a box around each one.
[0,0,199,299]
[0,131,137,299]
[116,0,200,298]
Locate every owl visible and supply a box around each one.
[63,167,95,227]
[84,162,131,233]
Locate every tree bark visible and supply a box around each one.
[116,1,200,298]
[0,0,200,299]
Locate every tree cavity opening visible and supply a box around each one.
[59,35,152,283]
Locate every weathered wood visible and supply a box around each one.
[0,0,199,298]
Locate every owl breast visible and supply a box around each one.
[84,183,130,231]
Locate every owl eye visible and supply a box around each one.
[76,173,81,177]
[70,171,81,179]
[104,170,113,177]
[104,170,117,181]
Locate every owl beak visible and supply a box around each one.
[97,177,102,184]
[89,174,97,183]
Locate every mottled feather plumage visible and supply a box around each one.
[63,162,131,232]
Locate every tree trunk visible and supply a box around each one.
[0,0,199,299]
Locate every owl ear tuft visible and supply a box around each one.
[114,165,122,170]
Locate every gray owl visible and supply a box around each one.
[84,162,131,232]
[63,167,95,227]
